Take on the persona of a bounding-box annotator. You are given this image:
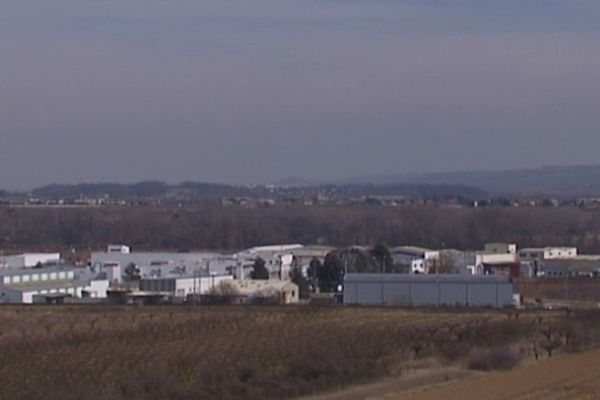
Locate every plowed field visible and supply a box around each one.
[346,347,600,400]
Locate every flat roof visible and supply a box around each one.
[140,273,233,281]
[345,273,511,284]
[391,246,435,256]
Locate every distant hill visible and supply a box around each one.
[338,165,600,196]
[317,183,486,198]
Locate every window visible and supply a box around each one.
[12,276,20,284]
[3,277,9,284]
[49,272,58,280]
[67,271,74,279]
[41,273,49,281]
[58,272,66,280]
[31,274,39,282]
[22,275,30,283]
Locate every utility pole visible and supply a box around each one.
[564,268,569,302]
[192,269,197,306]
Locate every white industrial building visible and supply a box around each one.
[0,253,61,269]
[91,246,236,284]
[519,247,578,276]
[0,267,109,303]
[288,245,334,276]
[519,247,578,261]
[391,246,440,274]
[236,244,304,280]
[139,274,234,297]
[474,243,519,275]
[92,243,326,284]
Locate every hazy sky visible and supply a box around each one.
[1,1,600,189]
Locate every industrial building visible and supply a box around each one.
[0,253,61,269]
[91,246,236,283]
[93,243,319,283]
[231,279,300,304]
[139,274,234,297]
[391,246,440,274]
[0,266,109,303]
[236,244,304,280]
[543,256,600,277]
[343,273,515,308]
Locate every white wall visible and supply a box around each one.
[85,279,109,298]
[173,275,234,297]
[544,247,578,259]
[2,253,61,269]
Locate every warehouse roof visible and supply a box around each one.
[344,273,511,283]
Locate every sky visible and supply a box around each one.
[1,0,600,189]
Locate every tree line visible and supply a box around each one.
[1,205,600,253]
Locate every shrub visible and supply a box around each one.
[467,347,521,371]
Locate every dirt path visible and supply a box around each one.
[308,347,600,400]
[305,367,473,400]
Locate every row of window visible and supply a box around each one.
[520,251,574,259]
[28,287,83,296]
[2,270,75,285]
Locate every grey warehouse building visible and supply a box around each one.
[344,273,515,308]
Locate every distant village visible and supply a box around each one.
[4,181,600,210]
[1,241,598,307]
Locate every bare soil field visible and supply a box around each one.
[309,347,600,400]
[382,346,600,400]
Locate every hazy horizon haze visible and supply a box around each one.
[2,1,600,190]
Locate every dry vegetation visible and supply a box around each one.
[516,277,600,302]
[0,306,599,400]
